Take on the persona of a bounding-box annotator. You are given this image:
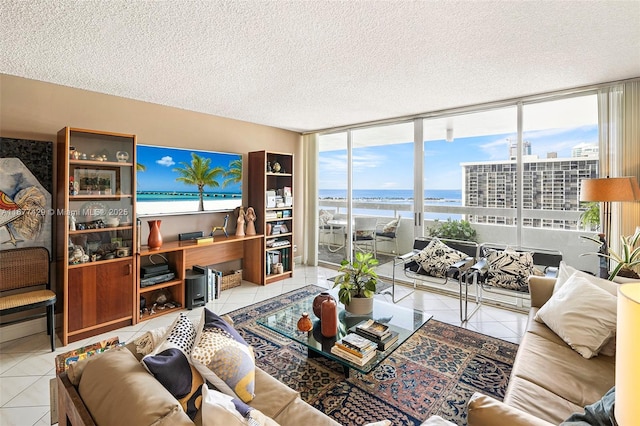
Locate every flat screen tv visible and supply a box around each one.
[136,144,242,216]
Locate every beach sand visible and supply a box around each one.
[137,199,241,216]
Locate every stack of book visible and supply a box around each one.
[351,319,399,351]
[331,333,377,366]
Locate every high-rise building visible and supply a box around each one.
[461,144,599,229]
[508,139,532,160]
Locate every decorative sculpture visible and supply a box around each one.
[211,214,229,237]
[245,206,256,235]
[236,206,245,237]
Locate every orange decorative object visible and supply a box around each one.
[147,220,163,249]
[313,292,334,319]
[297,312,313,332]
[321,298,338,338]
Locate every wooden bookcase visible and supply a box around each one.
[56,127,137,345]
[248,151,294,285]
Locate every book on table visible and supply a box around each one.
[331,344,377,366]
[335,333,377,357]
[350,321,399,351]
[354,319,391,340]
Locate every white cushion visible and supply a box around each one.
[420,416,457,426]
[201,385,278,426]
[535,272,617,358]
[554,261,618,296]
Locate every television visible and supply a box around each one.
[136,144,242,216]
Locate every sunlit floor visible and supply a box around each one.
[0,263,527,426]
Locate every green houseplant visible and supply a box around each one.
[333,252,379,314]
[582,228,640,280]
[428,219,478,242]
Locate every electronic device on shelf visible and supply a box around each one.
[140,272,175,287]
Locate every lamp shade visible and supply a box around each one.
[615,283,640,424]
[580,176,640,202]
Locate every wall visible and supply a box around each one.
[0,73,303,252]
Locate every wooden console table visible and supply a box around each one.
[137,234,264,323]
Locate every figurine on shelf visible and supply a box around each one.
[245,207,256,235]
[235,206,245,237]
[211,214,229,237]
[69,214,76,231]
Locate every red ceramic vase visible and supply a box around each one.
[147,220,163,249]
[313,292,334,319]
[321,298,338,338]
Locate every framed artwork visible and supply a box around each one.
[73,168,118,195]
[0,137,53,253]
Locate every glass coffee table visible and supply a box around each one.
[256,288,431,377]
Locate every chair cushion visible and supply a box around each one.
[484,248,535,291]
[382,218,399,234]
[319,209,334,226]
[0,289,55,310]
[412,237,468,278]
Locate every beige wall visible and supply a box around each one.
[0,73,303,260]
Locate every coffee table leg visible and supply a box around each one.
[308,348,351,378]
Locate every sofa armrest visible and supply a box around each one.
[468,393,554,426]
[528,276,556,308]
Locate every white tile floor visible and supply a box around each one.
[0,264,527,426]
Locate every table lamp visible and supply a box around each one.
[615,283,640,425]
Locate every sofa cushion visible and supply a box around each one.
[554,261,618,296]
[413,237,468,278]
[153,313,198,356]
[191,308,256,402]
[535,273,617,358]
[201,384,279,426]
[78,346,192,426]
[509,331,615,414]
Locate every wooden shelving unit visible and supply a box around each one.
[248,151,294,285]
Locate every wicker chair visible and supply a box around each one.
[0,247,56,351]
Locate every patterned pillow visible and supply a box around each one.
[142,348,204,419]
[153,313,197,356]
[191,308,255,402]
[484,248,535,291]
[413,238,468,278]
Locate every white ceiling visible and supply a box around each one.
[1,1,639,133]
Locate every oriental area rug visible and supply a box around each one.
[228,285,518,426]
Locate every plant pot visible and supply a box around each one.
[345,296,373,315]
[613,276,640,284]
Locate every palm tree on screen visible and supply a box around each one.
[223,159,242,188]
[173,153,224,211]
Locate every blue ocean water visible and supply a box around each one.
[137,191,241,202]
[319,189,461,202]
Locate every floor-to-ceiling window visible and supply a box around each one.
[317,91,603,276]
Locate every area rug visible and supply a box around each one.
[227,285,518,426]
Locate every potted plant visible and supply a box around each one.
[333,252,379,314]
[582,228,640,281]
[428,218,478,242]
[579,202,600,231]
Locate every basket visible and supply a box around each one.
[221,270,242,291]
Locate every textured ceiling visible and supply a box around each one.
[1,1,639,133]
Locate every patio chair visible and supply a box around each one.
[375,216,401,254]
[352,216,378,257]
[465,243,563,311]
[390,236,480,321]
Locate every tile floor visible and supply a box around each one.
[0,264,527,426]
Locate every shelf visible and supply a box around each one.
[139,279,182,294]
[266,217,292,222]
[68,255,134,268]
[266,244,292,251]
[266,206,293,211]
[266,232,292,239]
[266,172,292,177]
[69,225,133,234]
[70,160,133,167]
[139,305,182,322]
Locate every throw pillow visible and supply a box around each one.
[191,308,256,402]
[535,272,617,358]
[319,209,334,226]
[152,312,197,356]
[413,237,468,278]
[382,218,399,234]
[201,384,279,426]
[484,248,535,291]
[142,348,204,420]
[554,261,618,296]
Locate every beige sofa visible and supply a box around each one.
[467,276,616,425]
[56,341,339,426]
